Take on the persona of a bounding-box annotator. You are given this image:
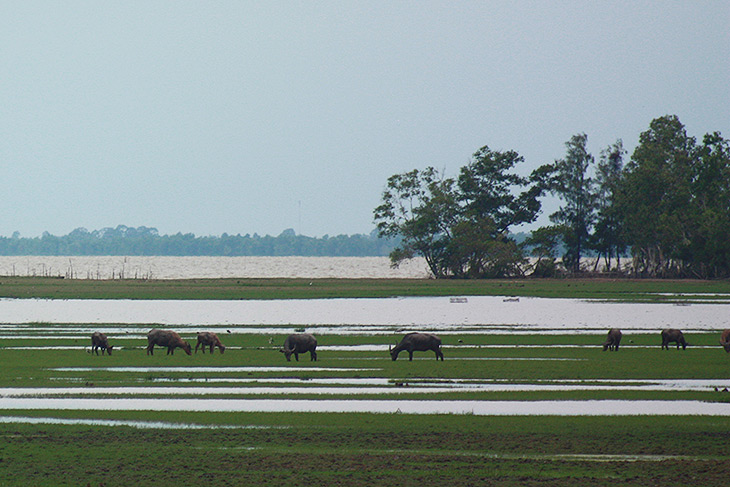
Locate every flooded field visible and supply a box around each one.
[0,295,727,333]
[0,294,729,417]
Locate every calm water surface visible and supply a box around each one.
[0,296,727,332]
[0,397,726,416]
[0,256,430,279]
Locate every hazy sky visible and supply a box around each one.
[2,1,728,238]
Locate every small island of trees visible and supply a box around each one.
[374,115,730,279]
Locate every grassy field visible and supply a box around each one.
[0,277,729,485]
[1,275,730,301]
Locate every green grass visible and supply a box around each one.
[0,414,728,486]
[2,275,730,300]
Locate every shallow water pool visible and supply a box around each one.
[0,397,727,416]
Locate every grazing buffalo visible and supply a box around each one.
[195,332,226,354]
[146,329,192,356]
[719,329,730,352]
[390,332,444,361]
[91,331,113,356]
[279,333,317,361]
[602,328,622,351]
[661,328,687,350]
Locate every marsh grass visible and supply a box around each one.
[2,276,730,300]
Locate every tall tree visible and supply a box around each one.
[685,132,730,278]
[451,146,541,278]
[618,115,696,276]
[533,133,596,273]
[590,140,627,271]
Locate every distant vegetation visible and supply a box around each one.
[0,226,397,257]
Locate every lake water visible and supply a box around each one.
[0,256,430,279]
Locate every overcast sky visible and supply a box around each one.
[2,1,728,238]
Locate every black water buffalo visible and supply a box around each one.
[195,332,226,354]
[91,331,113,356]
[146,329,192,355]
[661,328,687,350]
[602,328,622,351]
[390,332,444,361]
[280,333,317,361]
[719,329,730,352]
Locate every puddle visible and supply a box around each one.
[0,398,727,415]
[148,377,392,385]
[12,378,730,395]
[52,366,378,373]
[0,386,490,396]
[0,415,272,430]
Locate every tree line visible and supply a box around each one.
[0,226,396,257]
[374,115,730,279]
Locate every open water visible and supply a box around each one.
[0,256,430,279]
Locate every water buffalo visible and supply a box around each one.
[661,328,687,350]
[91,331,113,356]
[719,329,730,352]
[195,332,226,354]
[146,329,192,356]
[602,328,622,351]
[390,332,444,361]
[279,333,317,361]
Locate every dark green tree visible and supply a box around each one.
[685,132,730,278]
[589,140,627,271]
[457,146,541,232]
[374,146,541,278]
[532,133,597,273]
[523,225,564,277]
[618,115,696,276]
[373,167,460,277]
[450,146,541,278]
